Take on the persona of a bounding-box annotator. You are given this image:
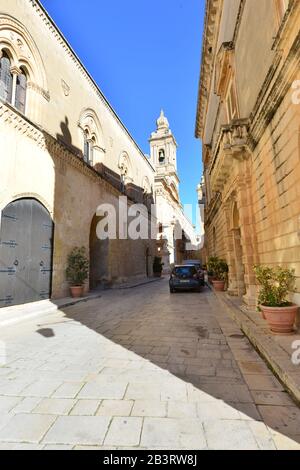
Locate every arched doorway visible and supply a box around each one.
[231,202,246,296]
[89,214,109,290]
[0,198,54,308]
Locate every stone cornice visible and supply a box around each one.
[195,0,223,139]
[271,0,298,51]
[156,179,180,206]
[27,81,50,101]
[197,0,300,153]
[29,0,154,173]
[0,100,125,199]
[249,28,300,150]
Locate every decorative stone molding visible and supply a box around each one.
[78,108,105,150]
[0,100,45,148]
[214,42,234,98]
[10,65,22,75]
[27,81,50,101]
[202,144,212,168]
[0,100,123,199]
[209,119,250,192]
[61,79,70,97]
[0,13,49,98]
[195,0,223,138]
[272,0,299,51]
[249,29,300,150]
[118,152,132,180]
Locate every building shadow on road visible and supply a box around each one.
[53,282,300,447]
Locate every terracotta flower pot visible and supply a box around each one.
[260,304,298,335]
[70,285,84,298]
[212,280,225,291]
[208,275,215,284]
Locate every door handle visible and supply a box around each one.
[14,260,19,266]
[40,261,44,267]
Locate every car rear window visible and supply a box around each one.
[174,266,196,276]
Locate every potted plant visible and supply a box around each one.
[153,256,164,278]
[253,265,298,334]
[207,256,219,284]
[211,258,228,291]
[66,247,89,298]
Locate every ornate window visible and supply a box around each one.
[0,51,28,113]
[142,176,151,194]
[0,15,49,119]
[118,152,132,185]
[79,109,104,166]
[0,51,13,103]
[226,80,239,122]
[83,130,95,165]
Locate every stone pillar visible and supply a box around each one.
[10,66,21,107]
[223,201,238,295]
[235,171,259,308]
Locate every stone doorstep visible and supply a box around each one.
[214,292,300,406]
[0,293,102,328]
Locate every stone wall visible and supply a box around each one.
[0,104,156,299]
[0,0,157,303]
[196,0,300,307]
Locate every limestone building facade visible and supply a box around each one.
[196,0,300,307]
[150,111,201,271]
[0,0,157,307]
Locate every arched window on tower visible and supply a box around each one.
[158,149,165,165]
[0,51,13,104]
[15,68,27,114]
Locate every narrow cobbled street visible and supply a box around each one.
[0,279,299,450]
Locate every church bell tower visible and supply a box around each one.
[149,110,179,202]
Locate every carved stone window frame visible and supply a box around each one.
[274,0,289,26]
[214,42,239,124]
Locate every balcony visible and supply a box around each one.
[209,119,250,192]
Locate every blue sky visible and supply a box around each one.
[40,0,204,225]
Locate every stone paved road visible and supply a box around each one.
[0,279,299,450]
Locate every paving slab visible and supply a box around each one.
[42,416,111,445]
[203,419,259,450]
[33,398,76,415]
[141,418,207,449]
[96,400,133,417]
[0,413,56,443]
[70,399,101,416]
[131,400,167,417]
[104,417,142,447]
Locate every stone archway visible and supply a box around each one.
[89,214,109,290]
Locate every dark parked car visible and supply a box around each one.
[182,260,205,286]
[169,265,202,293]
